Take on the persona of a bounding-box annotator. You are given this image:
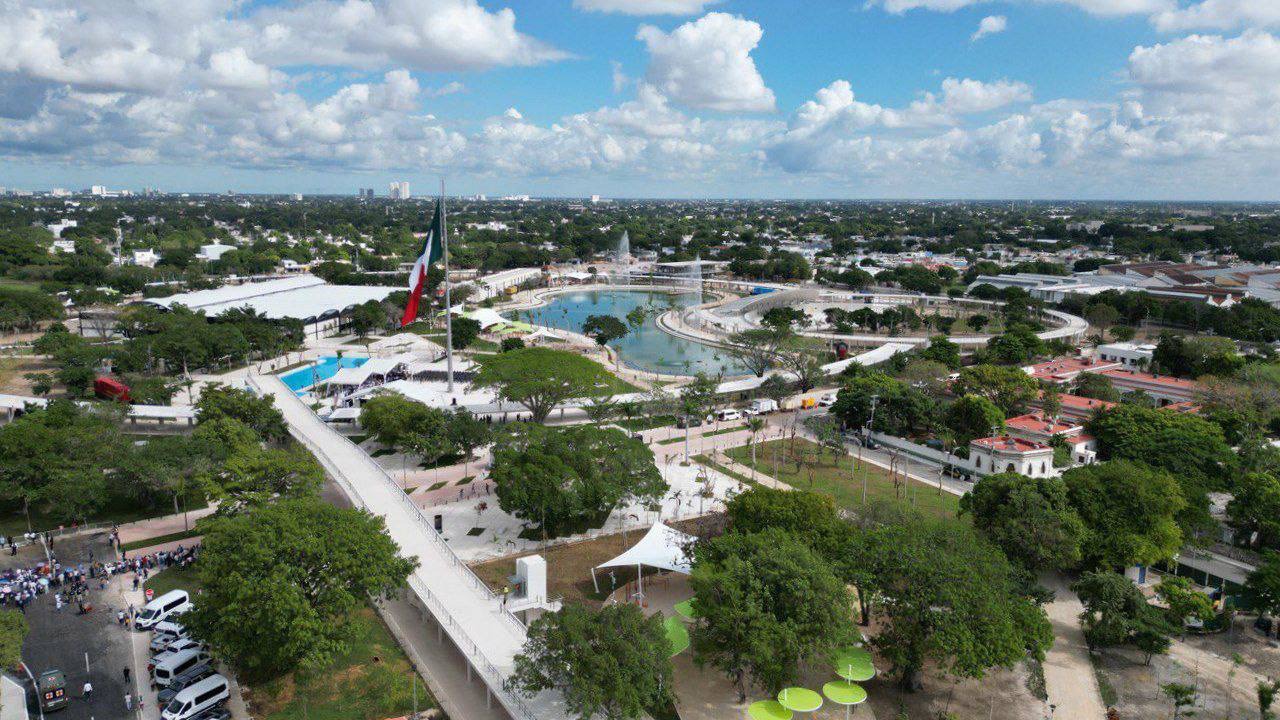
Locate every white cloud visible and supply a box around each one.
[637,12,776,113]
[972,15,1008,40]
[1152,1,1280,32]
[424,80,465,97]
[870,0,1174,17]
[574,0,720,15]
[205,48,277,92]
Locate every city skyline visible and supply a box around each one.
[1,0,1278,200]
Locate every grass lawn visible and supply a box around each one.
[691,454,755,486]
[143,564,203,598]
[663,616,690,657]
[724,438,961,521]
[247,606,435,720]
[121,528,201,552]
[470,518,710,607]
[617,415,676,431]
[658,426,741,445]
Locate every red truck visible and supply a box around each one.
[93,376,131,403]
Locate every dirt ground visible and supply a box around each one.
[0,355,55,395]
[468,515,724,607]
[1094,614,1280,720]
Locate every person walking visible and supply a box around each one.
[124,692,132,711]
[82,680,93,700]
[122,667,130,684]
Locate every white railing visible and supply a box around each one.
[248,376,542,720]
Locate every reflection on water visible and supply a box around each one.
[512,290,747,377]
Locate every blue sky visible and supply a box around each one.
[1,0,1277,199]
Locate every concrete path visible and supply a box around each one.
[1,674,28,720]
[1042,575,1107,720]
[250,374,566,720]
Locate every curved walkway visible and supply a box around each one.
[249,374,567,720]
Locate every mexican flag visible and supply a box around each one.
[400,200,445,326]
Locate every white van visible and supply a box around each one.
[151,648,209,688]
[747,398,778,415]
[136,590,191,630]
[153,636,202,658]
[715,408,742,422]
[161,674,229,720]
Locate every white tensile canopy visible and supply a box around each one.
[591,522,695,597]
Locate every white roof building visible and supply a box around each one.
[139,275,399,326]
[197,243,237,261]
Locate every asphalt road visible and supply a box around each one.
[4,531,134,720]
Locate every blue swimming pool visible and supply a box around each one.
[280,356,368,393]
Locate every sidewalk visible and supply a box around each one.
[116,506,217,546]
[1042,574,1107,720]
[1,674,27,720]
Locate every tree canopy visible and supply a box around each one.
[512,603,673,720]
[1062,460,1185,569]
[490,424,663,537]
[471,347,615,423]
[960,472,1085,571]
[952,364,1039,416]
[184,497,416,681]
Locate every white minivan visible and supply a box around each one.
[161,674,229,720]
[715,408,742,422]
[151,647,209,688]
[136,590,192,631]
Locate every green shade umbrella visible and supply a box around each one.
[673,598,698,620]
[835,648,876,682]
[747,700,793,720]
[777,687,823,713]
[822,680,868,720]
[663,616,690,657]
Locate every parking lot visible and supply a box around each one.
[4,531,134,720]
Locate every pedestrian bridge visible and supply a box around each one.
[248,375,567,720]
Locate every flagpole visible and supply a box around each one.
[441,178,454,393]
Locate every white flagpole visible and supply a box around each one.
[441,178,454,393]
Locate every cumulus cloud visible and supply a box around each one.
[869,0,1174,17]
[1152,0,1280,32]
[574,0,720,15]
[637,12,776,113]
[972,15,1008,40]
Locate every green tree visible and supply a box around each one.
[1227,473,1280,550]
[952,364,1039,416]
[860,516,1053,690]
[582,314,629,347]
[725,486,848,562]
[727,328,784,378]
[218,445,325,511]
[347,299,386,337]
[1087,404,1231,534]
[1075,372,1121,402]
[1072,571,1173,660]
[1162,682,1198,719]
[196,384,287,441]
[359,392,448,448]
[1063,461,1185,569]
[490,424,663,537]
[0,609,28,668]
[1156,575,1215,629]
[760,306,807,333]
[512,604,673,720]
[919,335,961,369]
[184,497,416,681]
[690,529,857,702]
[1244,553,1280,619]
[447,410,491,476]
[960,472,1086,571]
[944,395,1006,451]
[472,348,614,423]
[450,316,482,350]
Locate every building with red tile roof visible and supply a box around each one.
[1026,356,1122,384]
[968,436,1056,477]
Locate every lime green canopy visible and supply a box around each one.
[835,648,876,682]
[822,680,868,705]
[747,700,793,720]
[776,687,823,713]
[673,598,698,620]
[663,616,689,657]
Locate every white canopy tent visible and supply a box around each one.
[591,522,696,598]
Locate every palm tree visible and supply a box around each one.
[746,416,765,483]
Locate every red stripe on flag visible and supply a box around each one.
[400,266,427,326]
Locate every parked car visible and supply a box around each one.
[153,636,203,657]
[746,398,778,415]
[157,663,217,706]
[818,393,837,407]
[136,590,192,631]
[942,463,974,482]
[715,408,742,422]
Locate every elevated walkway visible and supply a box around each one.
[248,375,565,720]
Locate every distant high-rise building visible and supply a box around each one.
[90,185,107,196]
[292,193,303,201]
[388,181,410,199]
[358,188,376,198]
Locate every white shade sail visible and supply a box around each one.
[596,522,696,576]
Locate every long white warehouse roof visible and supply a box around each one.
[140,275,400,322]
